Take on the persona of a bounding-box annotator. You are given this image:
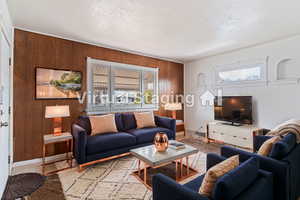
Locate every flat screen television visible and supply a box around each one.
[214,96,253,125]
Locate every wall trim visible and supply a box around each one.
[14,26,184,64]
[12,153,68,168]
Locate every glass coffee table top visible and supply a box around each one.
[130,140,198,167]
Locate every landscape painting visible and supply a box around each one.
[36,68,82,99]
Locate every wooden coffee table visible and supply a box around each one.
[130,141,199,189]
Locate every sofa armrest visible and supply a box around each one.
[155,116,176,139]
[221,146,254,162]
[72,124,88,164]
[283,144,300,200]
[152,174,209,200]
[253,135,272,152]
[206,153,226,170]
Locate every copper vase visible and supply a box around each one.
[154,132,169,152]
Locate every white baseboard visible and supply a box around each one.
[12,153,69,168]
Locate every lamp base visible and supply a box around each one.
[171,110,177,119]
[53,117,62,136]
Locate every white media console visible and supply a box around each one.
[207,121,258,149]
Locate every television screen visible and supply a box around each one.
[214,96,252,125]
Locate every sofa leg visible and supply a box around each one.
[78,165,84,172]
[77,152,131,172]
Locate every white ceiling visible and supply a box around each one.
[8,0,300,62]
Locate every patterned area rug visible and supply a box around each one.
[42,138,220,200]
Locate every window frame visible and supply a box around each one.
[86,57,159,114]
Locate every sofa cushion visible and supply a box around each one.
[134,112,156,129]
[212,157,259,200]
[126,127,172,144]
[76,114,123,134]
[122,113,137,131]
[76,116,92,135]
[184,174,205,192]
[90,114,118,136]
[86,132,136,155]
[257,136,281,156]
[269,133,296,159]
[115,113,124,132]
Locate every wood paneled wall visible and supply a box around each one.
[13,29,184,162]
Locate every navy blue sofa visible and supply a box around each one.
[72,113,176,168]
[221,133,300,200]
[152,153,273,200]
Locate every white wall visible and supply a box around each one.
[0,0,13,43]
[184,35,300,132]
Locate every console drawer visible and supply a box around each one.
[226,135,252,149]
[208,123,255,149]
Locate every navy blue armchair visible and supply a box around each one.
[72,113,176,169]
[221,132,300,200]
[152,153,273,200]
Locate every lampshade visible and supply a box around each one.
[164,103,182,111]
[45,105,70,118]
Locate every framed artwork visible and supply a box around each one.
[35,67,82,99]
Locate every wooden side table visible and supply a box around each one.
[176,120,185,137]
[42,132,73,175]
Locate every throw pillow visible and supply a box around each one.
[89,114,118,136]
[199,155,239,197]
[269,133,296,159]
[134,112,156,129]
[257,136,281,156]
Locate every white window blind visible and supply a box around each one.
[86,58,159,114]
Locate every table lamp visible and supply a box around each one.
[164,103,182,119]
[45,105,70,136]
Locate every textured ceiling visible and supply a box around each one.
[8,0,300,62]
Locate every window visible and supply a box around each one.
[215,60,267,86]
[87,58,158,114]
[218,66,261,82]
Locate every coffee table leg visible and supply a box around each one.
[138,160,141,176]
[175,160,178,180]
[144,165,147,184]
[180,158,183,177]
[186,156,189,175]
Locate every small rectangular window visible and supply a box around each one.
[218,66,262,82]
[216,60,267,86]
